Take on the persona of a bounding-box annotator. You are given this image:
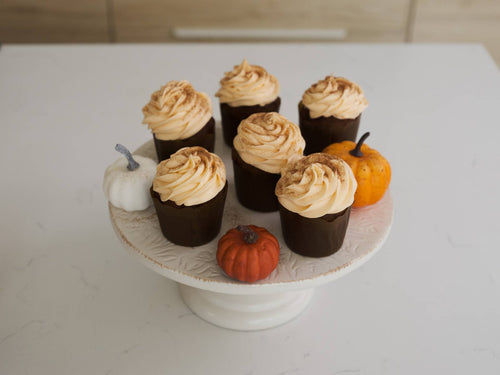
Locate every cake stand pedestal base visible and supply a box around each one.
[179,284,314,331]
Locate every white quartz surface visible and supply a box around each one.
[0,44,499,374]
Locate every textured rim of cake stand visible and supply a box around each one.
[108,139,393,330]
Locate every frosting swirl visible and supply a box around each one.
[233,112,305,174]
[275,153,357,218]
[302,75,368,119]
[215,59,280,107]
[153,147,226,206]
[142,80,212,141]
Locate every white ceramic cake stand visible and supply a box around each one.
[108,139,393,331]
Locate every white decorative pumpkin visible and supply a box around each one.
[103,144,157,211]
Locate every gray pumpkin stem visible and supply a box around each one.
[115,144,140,171]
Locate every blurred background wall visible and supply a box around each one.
[1,0,498,65]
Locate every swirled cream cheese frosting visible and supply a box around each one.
[275,153,357,218]
[153,147,226,206]
[233,112,305,174]
[142,80,212,141]
[215,59,280,107]
[302,75,368,120]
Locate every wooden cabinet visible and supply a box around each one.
[112,0,411,42]
[0,0,109,42]
[0,0,498,65]
[412,0,500,63]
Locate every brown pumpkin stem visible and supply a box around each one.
[237,225,259,244]
[349,132,370,157]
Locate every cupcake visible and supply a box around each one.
[150,146,227,247]
[299,75,368,155]
[275,153,357,257]
[142,80,215,162]
[232,112,305,212]
[216,59,281,146]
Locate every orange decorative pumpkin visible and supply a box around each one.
[323,132,391,208]
[217,225,280,282]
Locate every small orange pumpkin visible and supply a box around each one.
[323,132,391,207]
[217,225,280,282]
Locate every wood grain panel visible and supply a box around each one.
[412,0,500,64]
[0,0,109,42]
[113,0,411,43]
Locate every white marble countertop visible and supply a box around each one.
[1,43,499,374]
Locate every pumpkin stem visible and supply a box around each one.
[349,132,370,157]
[115,144,140,171]
[237,225,259,244]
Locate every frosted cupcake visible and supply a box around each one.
[150,147,227,247]
[216,59,280,146]
[275,153,357,257]
[299,75,368,155]
[232,112,305,212]
[142,81,215,162]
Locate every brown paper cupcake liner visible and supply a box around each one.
[279,203,351,257]
[150,182,228,247]
[219,97,281,147]
[153,117,215,162]
[232,148,280,212]
[298,102,360,155]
